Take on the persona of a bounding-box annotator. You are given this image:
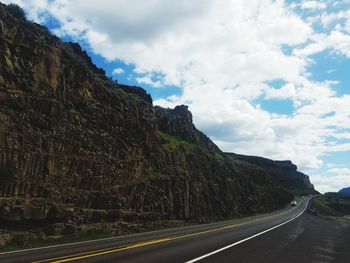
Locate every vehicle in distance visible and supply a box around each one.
[290,200,297,206]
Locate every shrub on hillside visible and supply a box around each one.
[6,4,26,20]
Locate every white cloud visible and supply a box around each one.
[310,173,350,193]
[328,167,350,175]
[112,68,125,75]
[310,167,350,193]
[136,74,162,88]
[320,9,350,30]
[265,83,296,100]
[294,30,350,58]
[301,1,327,10]
[6,0,350,192]
[326,163,337,168]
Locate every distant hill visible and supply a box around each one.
[339,187,350,195]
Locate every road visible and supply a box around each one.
[1,197,349,263]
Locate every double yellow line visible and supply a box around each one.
[33,223,244,263]
[33,202,306,263]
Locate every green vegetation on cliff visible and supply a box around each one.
[159,131,223,161]
[229,154,316,196]
[4,4,25,20]
[312,193,350,216]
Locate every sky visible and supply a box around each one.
[3,0,350,193]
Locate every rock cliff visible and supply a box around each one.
[231,154,316,195]
[0,3,315,247]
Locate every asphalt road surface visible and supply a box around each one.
[1,197,350,263]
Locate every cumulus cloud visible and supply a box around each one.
[301,1,327,10]
[310,167,350,193]
[265,83,296,100]
[135,74,162,88]
[295,31,350,58]
[112,68,125,75]
[4,0,350,191]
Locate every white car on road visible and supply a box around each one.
[290,200,297,206]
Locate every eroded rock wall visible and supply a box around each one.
[0,3,309,234]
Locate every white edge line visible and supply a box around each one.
[186,199,310,263]
[0,226,180,256]
[0,235,123,256]
[0,199,309,256]
[0,217,230,256]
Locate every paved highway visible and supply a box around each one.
[1,197,349,262]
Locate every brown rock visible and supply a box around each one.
[0,2,314,242]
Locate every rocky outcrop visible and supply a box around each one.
[155,105,220,152]
[230,154,316,195]
[0,3,314,245]
[118,84,152,104]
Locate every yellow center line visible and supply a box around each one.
[31,245,128,263]
[32,223,245,263]
[50,237,174,263]
[32,202,306,263]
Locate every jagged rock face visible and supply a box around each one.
[231,154,316,194]
[155,105,220,152]
[0,3,159,223]
[0,3,310,231]
[118,84,152,104]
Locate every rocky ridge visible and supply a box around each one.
[0,3,315,248]
[231,154,315,195]
[339,187,350,195]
